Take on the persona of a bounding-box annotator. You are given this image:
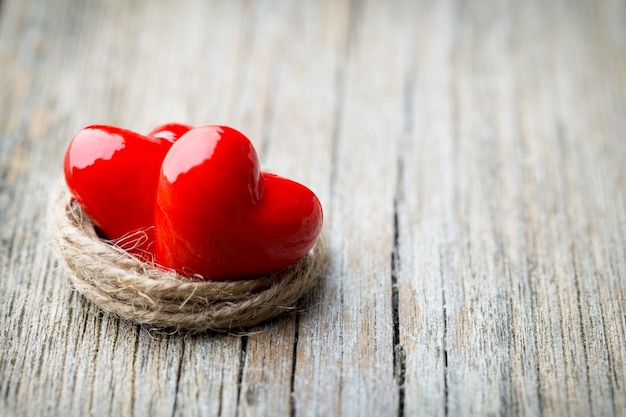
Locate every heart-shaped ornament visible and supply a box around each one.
[65,123,323,281]
[64,123,191,257]
[155,125,324,280]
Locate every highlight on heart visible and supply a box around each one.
[49,123,327,332]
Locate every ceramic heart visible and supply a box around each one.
[64,123,322,279]
[64,123,191,257]
[154,125,324,280]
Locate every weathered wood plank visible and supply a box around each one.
[550,2,626,415]
[289,0,417,415]
[397,0,626,416]
[445,1,545,414]
[396,0,457,415]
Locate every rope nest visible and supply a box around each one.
[49,188,326,333]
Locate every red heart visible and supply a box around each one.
[147,123,193,143]
[64,123,322,280]
[154,125,323,280]
[64,123,191,257]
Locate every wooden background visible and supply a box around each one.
[1,0,625,416]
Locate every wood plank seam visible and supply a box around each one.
[234,335,248,416]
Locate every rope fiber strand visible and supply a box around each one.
[49,188,326,333]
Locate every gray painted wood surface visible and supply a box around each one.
[1,0,625,416]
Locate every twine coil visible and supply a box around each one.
[49,188,326,333]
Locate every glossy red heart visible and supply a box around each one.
[147,123,193,143]
[64,123,191,257]
[154,125,323,280]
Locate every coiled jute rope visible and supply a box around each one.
[49,187,326,333]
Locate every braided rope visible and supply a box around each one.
[49,188,326,332]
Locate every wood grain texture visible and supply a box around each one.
[1,0,625,416]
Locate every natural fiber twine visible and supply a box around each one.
[49,188,326,333]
